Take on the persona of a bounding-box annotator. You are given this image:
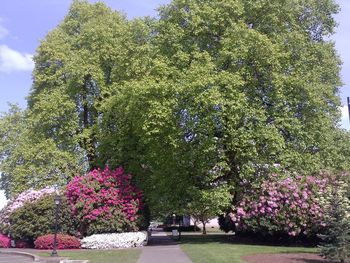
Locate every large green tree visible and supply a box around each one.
[1,0,349,216]
[100,0,348,215]
[29,0,153,168]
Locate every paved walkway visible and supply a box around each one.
[137,230,192,263]
[0,253,34,263]
[0,249,66,263]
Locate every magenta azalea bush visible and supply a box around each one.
[34,234,80,249]
[66,166,143,236]
[228,173,330,236]
[0,234,10,248]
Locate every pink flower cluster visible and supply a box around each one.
[66,166,143,231]
[0,234,10,248]
[231,174,329,236]
[7,187,55,214]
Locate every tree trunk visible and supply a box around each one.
[202,222,207,235]
[81,75,97,169]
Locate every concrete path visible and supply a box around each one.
[0,253,34,263]
[0,249,66,263]
[137,230,192,263]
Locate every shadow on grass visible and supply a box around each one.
[178,234,233,245]
[243,254,331,263]
[178,234,318,249]
[293,259,329,263]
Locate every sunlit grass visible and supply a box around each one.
[180,234,317,263]
[37,249,141,263]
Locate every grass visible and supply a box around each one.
[179,234,317,263]
[37,249,142,263]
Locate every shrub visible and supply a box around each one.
[318,177,350,263]
[223,173,331,237]
[0,234,10,248]
[218,213,236,233]
[163,226,201,232]
[0,187,55,234]
[66,166,143,236]
[81,232,147,249]
[34,234,80,249]
[9,194,78,243]
[15,240,31,248]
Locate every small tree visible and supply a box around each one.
[187,187,230,234]
[318,178,350,263]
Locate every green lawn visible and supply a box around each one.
[179,234,317,263]
[37,249,141,263]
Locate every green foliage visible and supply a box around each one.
[1,0,151,197]
[188,188,231,234]
[318,177,350,263]
[0,104,84,198]
[100,0,347,216]
[29,0,153,168]
[9,194,78,244]
[0,104,26,198]
[1,0,348,219]
[84,213,132,236]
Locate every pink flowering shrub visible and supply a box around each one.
[0,234,10,248]
[0,187,55,234]
[34,234,80,249]
[7,187,55,214]
[66,166,143,236]
[228,173,329,237]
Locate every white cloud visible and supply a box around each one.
[340,105,350,130]
[0,45,34,73]
[0,190,7,209]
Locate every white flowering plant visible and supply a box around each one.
[81,232,147,249]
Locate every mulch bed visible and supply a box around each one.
[242,253,334,263]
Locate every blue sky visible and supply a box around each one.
[0,0,349,206]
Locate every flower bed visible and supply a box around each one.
[34,234,80,249]
[81,232,147,249]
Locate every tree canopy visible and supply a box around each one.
[0,0,349,218]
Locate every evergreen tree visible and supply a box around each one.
[319,178,350,263]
